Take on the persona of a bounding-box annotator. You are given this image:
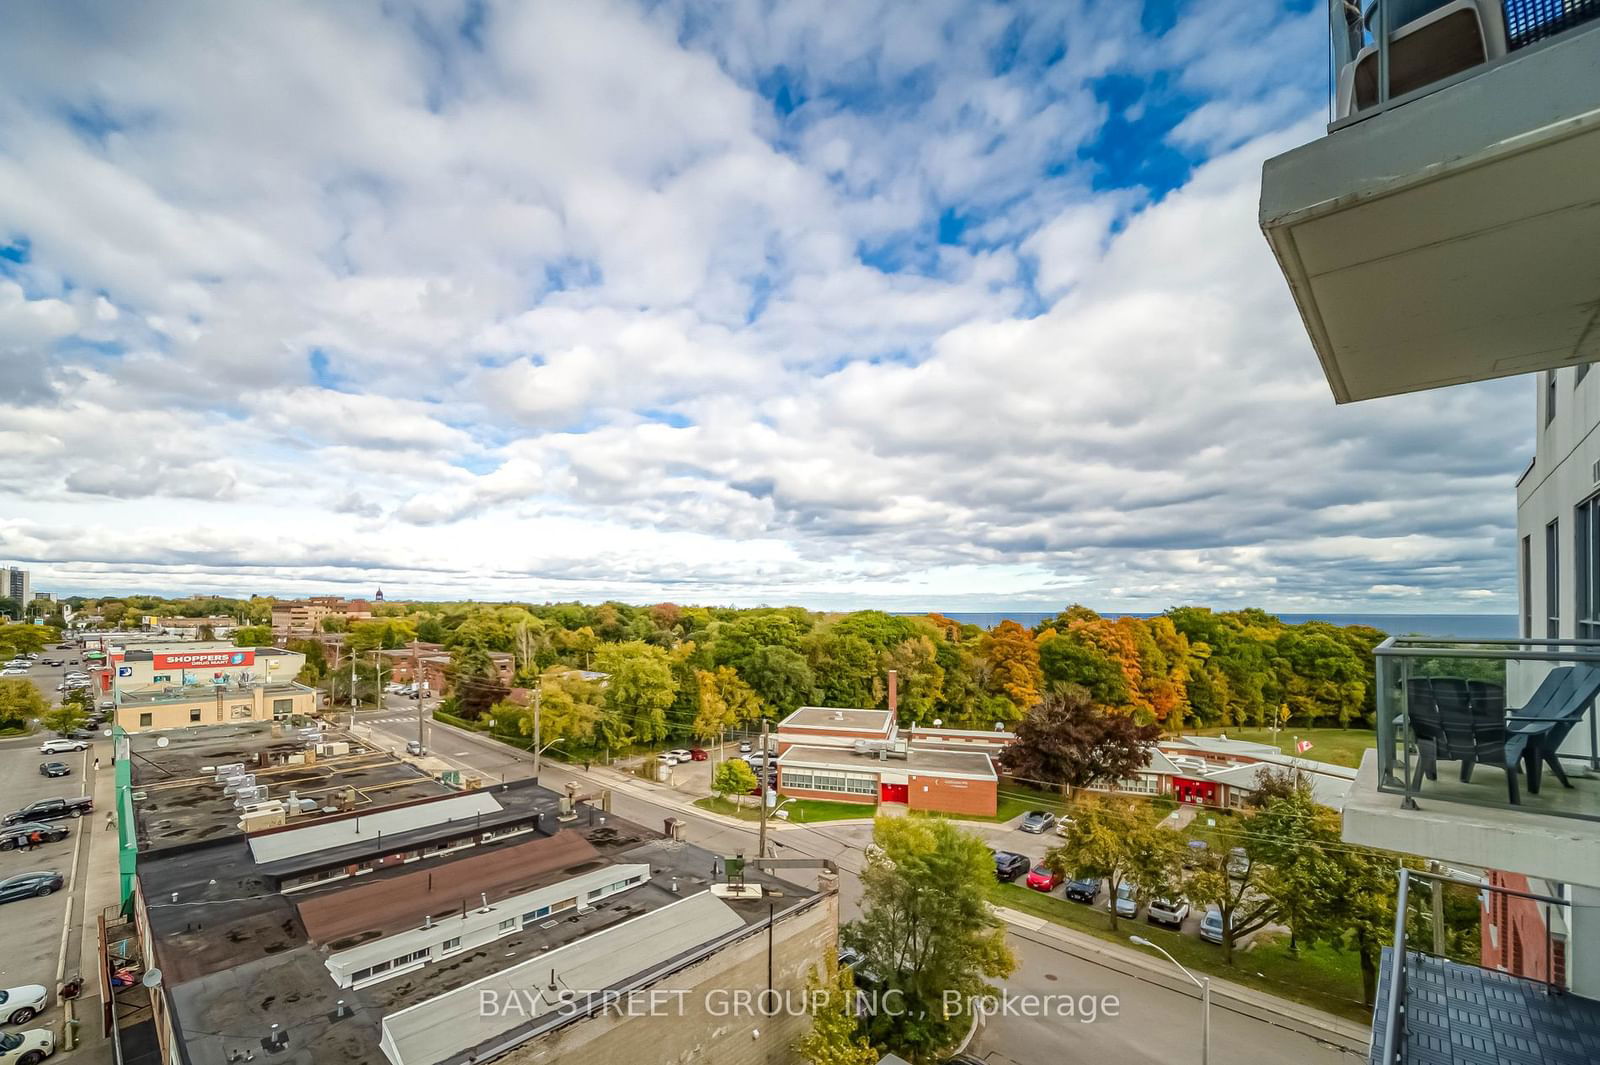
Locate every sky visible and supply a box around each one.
[0,0,1532,613]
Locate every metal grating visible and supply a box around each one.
[1503,0,1600,49]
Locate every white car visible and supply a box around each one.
[1146,896,1190,928]
[0,1026,54,1063]
[63,672,89,681]
[666,748,692,762]
[0,984,47,1026]
[656,752,680,766]
[0,669,26,677]
[737,740,753,754]
[38,739,88,755]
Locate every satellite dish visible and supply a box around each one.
[142,968,163,988]
[156,737,170,748]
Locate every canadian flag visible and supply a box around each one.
[1295,739,1313,754]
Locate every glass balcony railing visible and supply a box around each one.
[1328,0,1600,129]
[1373,636,1600,822]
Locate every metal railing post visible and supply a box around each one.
[1377,0,1391,104]
[1381,867,1411,1064]
[1400,656,1417,810]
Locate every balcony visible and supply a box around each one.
[1259,1,1600,403]
[1371,869,1600,1065]
[1342,637,1600,886]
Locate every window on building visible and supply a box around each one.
[139,712,153,727]
[778,769,876,795]
[1577,497,1600,639]
[522,905,552,924]
[1522,535,1533,639]
[552,897,577,912]
[498,917,516,933]
[1547,371,1558,425]
[442,937,461,953]
[1547,519,1561,638]
[272,698,293,719]
[189,708,201,723]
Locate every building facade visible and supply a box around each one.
[271,596,374,639]
[0,565,30,610]
[113,681,317,732]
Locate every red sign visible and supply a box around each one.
[152,650,256,669]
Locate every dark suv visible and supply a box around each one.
[993,851,1030,882]
[1065,876,1101,903]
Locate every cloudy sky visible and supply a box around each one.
[0,0,1531,613]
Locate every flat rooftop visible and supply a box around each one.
[778,743,995,780]
[118,681,312,707]
[150,799,817,1065]
[780,706,895,732]
[128,723,450,851]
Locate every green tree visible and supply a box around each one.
[1179,824,1280,965]
[844,817,1015,1060]
[1248,772,1344,953]
[595,641,677,744]
[712,759,758,807]
[794,952,877,1065]
[881,636,944,723]
[43,702,88,735]
[517,669,606,748]
[233,625,273,647]
[808,632,880,708]
[1046,797,1171,932]
[0,678,48,727]
[739,645,814,717]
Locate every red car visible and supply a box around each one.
[1025,865,1063,892]
[689,748,709,761]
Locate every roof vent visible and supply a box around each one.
[833,711,844,721]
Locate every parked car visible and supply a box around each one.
[666,748,692,762]
[62,672,88,681]
[1109,881,1139,919]
[0,669,25,678]
[688,748,709,761]
[0,873,64,904]
[656,752,680,766]
[1183,839,1209,868]
[37,740,87,755]
[1226,847,1251,879]
[37,764,70,779]
[1065,876,1100,903]
[744,752,769,769]
[404,741,426,756]
[993,851,1029,882]
[3,799,92,826]
[1054,816,1075,837]
[1018,810,1056,833]
[0,1026,55,1064]
[1147,896,1190,928]
[59,730,94,741]
[738,740,753,754]
[0,825,70,852]
[1025,864,1064,892]
[0,984,48,1026]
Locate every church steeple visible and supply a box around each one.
[375,587,384,602]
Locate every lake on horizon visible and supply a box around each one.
[914,611,1518,639]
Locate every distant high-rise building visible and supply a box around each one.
[0,566,30,609]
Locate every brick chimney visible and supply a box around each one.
[887,670,898,714]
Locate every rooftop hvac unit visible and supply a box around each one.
[223,774,258,795]
[233,788,270,808]
[213,762,245,781]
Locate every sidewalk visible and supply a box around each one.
[991,905,1372,1052]
[58,749,121,1063]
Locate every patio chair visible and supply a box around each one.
[1431,678,1527,803]
[1404,677,1455,788]
[1504,663,1600,792]
[1466,679,1505,717]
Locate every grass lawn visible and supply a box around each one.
[990,883,1370,1022]
[1185,726,1376,769]
[692,796,873,823]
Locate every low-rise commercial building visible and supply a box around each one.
[110,644,305,694]
[106,725,837,1065]
[113,681,318,732]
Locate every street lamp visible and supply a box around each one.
[772,797,799,821]
[1129,935,1209,1065]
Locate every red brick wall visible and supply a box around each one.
[908,775,996,817]
[1482,869,1555,983]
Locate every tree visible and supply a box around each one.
[595,641,677,744]
[997,687,1160,794]
[1248,773,1344,953]
[0,678,48,728]
[978,620,1043,717]
[794,953,877,1065]
[1179,823,1280,965]
[844,817,1015,1060]
[691,666,765,752]
[712,759,758,808]
[449,646,508,718]
[739,645,814,717]
[509,669,605,749]
[43,702,88,736]
[881,636,944,723]
[1046,797,1174,932]
[233,625,273,647]
[808,633,880,708]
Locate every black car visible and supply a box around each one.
[1065,876,1101,903]
[38,762,71,778]
[63,729,96,740]
[0,872,64,903]
[0,823,70,851]
[993,850,1030,882]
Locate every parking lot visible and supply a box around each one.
[0,736,92,1038]
[1,643,95,709]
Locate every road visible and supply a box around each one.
[353,708,1365,1065]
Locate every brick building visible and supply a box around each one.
[271,596,374,639]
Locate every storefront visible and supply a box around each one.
[1172,776,1218,805]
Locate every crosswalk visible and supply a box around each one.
[362,714,426,726]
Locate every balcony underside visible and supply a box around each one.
[1261,24,1600,403]
[1372,949,1600,1065]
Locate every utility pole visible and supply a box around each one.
[757,717,770,858]
[370,650,385,710]
[413,640,425,750]
[532,685,542,775]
